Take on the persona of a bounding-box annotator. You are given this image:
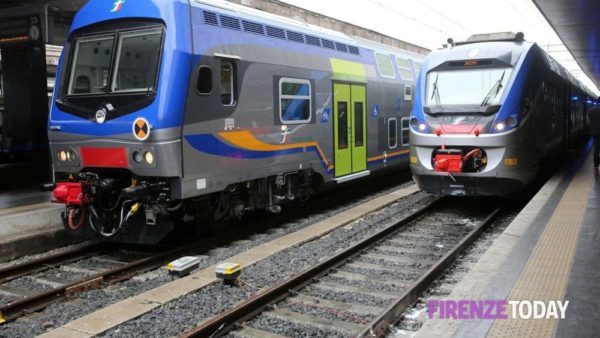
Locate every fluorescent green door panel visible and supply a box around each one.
[351,84,367,172]
[330,59,367,83]
[334,83,352,177]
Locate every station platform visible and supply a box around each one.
[416,140,600,337]
[0,188,52,209]
[0,189,67,262]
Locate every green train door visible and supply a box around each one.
[351,84,367,172]
[333,82,366,177]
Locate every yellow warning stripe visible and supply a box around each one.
[487,153,595,336]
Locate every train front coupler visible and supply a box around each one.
[52,180,92,232]
[51,173,175,244]
[433,146,487,174]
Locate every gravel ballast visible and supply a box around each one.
[388,210,519,337]
[0,174,420,337]
[98,191,435,337]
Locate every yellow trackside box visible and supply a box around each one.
[167,256,201,276]
[215,262,241,281]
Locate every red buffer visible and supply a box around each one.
[434,149,463,173]
[52,182,84,206]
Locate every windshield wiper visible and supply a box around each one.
[431,74,441,105]
[481,70,506,106]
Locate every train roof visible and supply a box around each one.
[193,0,353,42]
[427,40,535,68]
[192,0,425,60]
[70,0,425,63]
[425,39,594,97]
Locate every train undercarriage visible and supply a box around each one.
[50,169,317,244]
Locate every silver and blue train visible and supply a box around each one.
[48,0,423,243]
[409,32,594,196]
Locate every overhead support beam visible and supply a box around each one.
[533,0,600,91]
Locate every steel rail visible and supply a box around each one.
[0,243,109,284]
[0,240,205,324]
[356,206,503,337]
[179,198,444,338]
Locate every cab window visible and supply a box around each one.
[220,61,236,105]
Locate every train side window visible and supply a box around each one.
[338,101,348,149]
[520,82,536,117]
[401,117,410,146]
[396,57,413,81]
[388,118,398,149]
[414,62,422,77]
[354,102,364,147]
[279,78,311,124]
[220,61,236,105]
[197,66,212,94]
[375,52,395,79]
[404,85,413,101]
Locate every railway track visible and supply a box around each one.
[0,241,207,324]
[0,243,107,285]
[0,177,417,330]
[180,197,503,338]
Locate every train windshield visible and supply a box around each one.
[111,29,162,93]
[67,35,114,95]
[426,68,513,106]
[66,28,163,96]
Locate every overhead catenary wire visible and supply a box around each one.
[366,0,456,38]
[408,0,474,35]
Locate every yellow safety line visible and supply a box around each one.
[487,153,595,337]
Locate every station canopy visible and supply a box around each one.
[533,0,600,91]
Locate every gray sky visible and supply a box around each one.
[281,0,599,95]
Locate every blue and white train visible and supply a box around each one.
[48,0,424,243]
[409,32,594,196]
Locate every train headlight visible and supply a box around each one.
[506,116,518,128]
[58,151,68,162]
[133,151,143,163]
[95,109,107,124]
[67,150,78,162]
[492,114,519,133]
[410,117,428,132]
[144,151,154,164]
